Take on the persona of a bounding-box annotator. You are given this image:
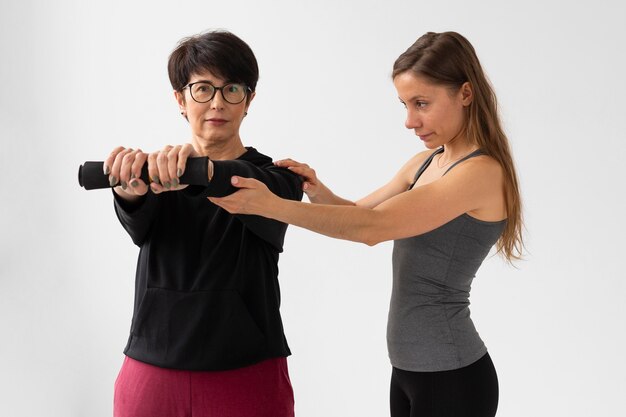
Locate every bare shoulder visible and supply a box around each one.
[441,154,506,220]
[465,154,503,181]
[436,154,505,199]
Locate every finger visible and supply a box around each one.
[177,144,194,178]
[167,145,182,187]
[119,149,139,189]
[131,150,148,180]
[157,145,173,189]
[274,158,303,168]
[147,152,160,185]
[128,151,149,194]
[273,158,290,167]
[110,147,133,188]
[230,176,261,189]
[150,182,165,195]
[104,146,126,175]
[285,165,314,177]
[128,178,148,195]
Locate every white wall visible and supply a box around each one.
[1,0,624,415]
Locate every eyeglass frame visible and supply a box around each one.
[184,81,252,104]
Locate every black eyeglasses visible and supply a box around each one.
[185,81,251,104]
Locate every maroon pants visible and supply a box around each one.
[114,356,295,417]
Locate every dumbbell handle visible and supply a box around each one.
[78,157,209,190]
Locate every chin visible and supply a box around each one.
[196,130,228,143]
[422,141,440,149]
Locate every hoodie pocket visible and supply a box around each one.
[129,287,266,369]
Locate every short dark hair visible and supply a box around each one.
[168,30,259,93]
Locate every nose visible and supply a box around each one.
[404,109,422,130]
[210,89,226,110]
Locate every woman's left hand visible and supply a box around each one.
[148,143,197,194]
[209,176,277,216]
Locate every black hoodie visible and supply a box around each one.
[113,147,303,370]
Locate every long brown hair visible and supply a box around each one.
[393,32,523,262]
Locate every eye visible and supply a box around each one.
[416,101,428,109]
[193,84,212,93]
[227,84,241,93]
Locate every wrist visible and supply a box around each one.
[266,192,289,221]
[114,186,141,200]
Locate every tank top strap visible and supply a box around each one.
[442,149,485,176]
[408,148,444,190]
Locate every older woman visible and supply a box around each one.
[105,31,301,417]
[212,31,523,417]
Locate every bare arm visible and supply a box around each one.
[210,156,504,246]
[355,150,432,208]
[273,158,355,205]
[274,150,431,209]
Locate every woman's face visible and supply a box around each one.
[393,71,472,149]
[175,69,255,148]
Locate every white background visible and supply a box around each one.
[1,0,625,416]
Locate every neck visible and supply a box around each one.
[439,136,477,164]
[193,136,247,160]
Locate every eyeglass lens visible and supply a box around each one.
[190,82,247,104]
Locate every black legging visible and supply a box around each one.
[390,353,499,417]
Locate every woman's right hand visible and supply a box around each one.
[104,147,149,200]
[275,158,356,206]
[274,158,323,199]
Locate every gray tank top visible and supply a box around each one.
[387,148,506,372]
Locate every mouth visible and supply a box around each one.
[417,132,433,141]
[206,118,228,126]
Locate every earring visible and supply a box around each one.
[244,112,248,117]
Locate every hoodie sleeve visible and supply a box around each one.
[113,191,160,246]
[184,159,303,251]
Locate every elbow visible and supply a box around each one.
[357,215,386,247]
[361,234,383,247]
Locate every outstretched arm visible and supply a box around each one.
[275,150,431,209]
[274,158,355,206]
[209,156,503,246]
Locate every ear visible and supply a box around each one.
[243,91,256,117]
[174,90,186,111]
[460,82,473,106]
[245,91,256,109]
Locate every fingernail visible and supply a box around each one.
[130,172,136,180]
[152,175,160,185]
[103,165,110,175]
[177,168,183,177]
[163,181,171,189]
[231,177,238,185]
[130,180,139,188]
[303,183,308,190]
[109,176,117,187]
[171,178,179,188]
[121,181,128,190]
